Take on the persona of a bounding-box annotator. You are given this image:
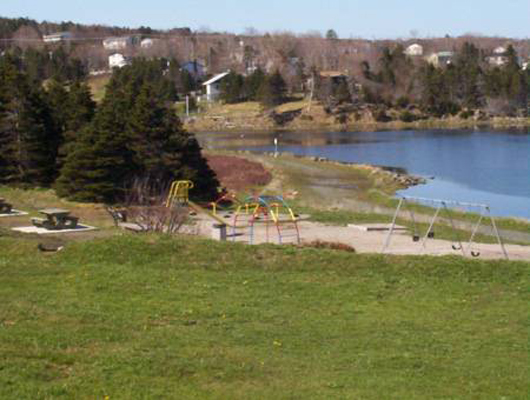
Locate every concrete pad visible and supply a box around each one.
[12,224,97,235]
[348,223,407,232]
[0,210,28,218]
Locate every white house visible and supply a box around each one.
[487,47,509,67]
[140,38,155,49]
[109,53,130,69]
[426,51,454,67]
[103,37,133,50]
[493,46,507,55]
[202,71,230,101]
[405,43,424,57]
[43,32,72,43]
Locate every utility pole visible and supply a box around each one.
[186,95,190,117]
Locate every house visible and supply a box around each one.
[319,71,348,84]
[103,36,133,50]
[405,44,424,57]
[487,46,509,67]
[202,71,230,101]
[426,51,454,67]
[494,46,507,55]
[140,38,155,49]
[43,32,72,43]
[181,60,206,79]
[109,53,131,69]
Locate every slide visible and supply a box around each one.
[188,201,238,227]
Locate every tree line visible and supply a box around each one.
[360,43,530,119]
[219,69,288,107]
[0,54,218,203]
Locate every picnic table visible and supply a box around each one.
[31,208,79,230]
[0,198,12,214]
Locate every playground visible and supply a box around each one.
[163,180,530,261]
[1,152,529,261]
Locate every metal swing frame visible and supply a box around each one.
[382,196,509,260]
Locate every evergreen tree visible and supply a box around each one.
[57,80,96,164]
[55,86,132,203]
[326,29,338,40]
[219,72,245,104]
[66,81,96,133]
[258,70,287,107]
[244,68,266,100]
[334,79,351,104]
[128,83,218,199]
[56,77,218,203]
[179,69,196,94]
[0,55,59,185]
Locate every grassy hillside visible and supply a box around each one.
[0,233,528,399]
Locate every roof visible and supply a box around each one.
[320,71,348,78]
[43,32,72,38]
[183,60,204,67]
[103,36,131,42]
[202,72,230,86]
[437,51,454,57]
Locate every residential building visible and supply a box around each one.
[103,36,133,50]
[140,38,155,49]
[43,32,72,43]
[319,71,348,84]
[181,60,206,78]
[202,71,230,101]
[487,47,509,67]
[109,53,131,69]
[426,51,454,67]
[405,44,424,57]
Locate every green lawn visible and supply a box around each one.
[0,233,528,398]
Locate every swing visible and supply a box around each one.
[466,206,485,258]
[442,202,466,255]
[408,209,421,242]
[382,196,509,260]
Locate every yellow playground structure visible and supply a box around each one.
[166,180,301,245]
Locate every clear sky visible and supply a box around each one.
[2,0,530,39]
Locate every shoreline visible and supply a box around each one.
[189,115,530,134]
[226,149,427,189]
[205,149,530,226]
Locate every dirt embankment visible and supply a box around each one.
[205,155,272,191]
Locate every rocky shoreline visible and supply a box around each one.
[232,150,427,189]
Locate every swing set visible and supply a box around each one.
[382,196,509,259]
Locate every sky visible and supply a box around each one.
[2,0,530,39]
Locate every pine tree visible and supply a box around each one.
[244,68,266,100]
[58,80,96,162]
[56,78,219,203]
[334,80,351,104]
[0,55,59,186]
[179,69,196,94]
[55,102,132,203]
[326,29,338,40]
[128,84,218,199]
[219,72,244,103]
[258,70,287,107]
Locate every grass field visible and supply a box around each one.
[0,233,528,399]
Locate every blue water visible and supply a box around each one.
[200,129,530,219]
